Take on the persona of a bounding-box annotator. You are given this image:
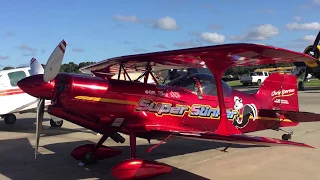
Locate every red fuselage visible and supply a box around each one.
[18,73,297,139]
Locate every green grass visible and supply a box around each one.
[304,79,320,87]
[226,79,320,87]
[226,80,242,87]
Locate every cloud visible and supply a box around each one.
[294,16,301,22]
[313,0,320,4]
[5,32,15,37]
[0,55,9,60]
[120,40,131,44]
[293,35,316,44]
[41,49,46,54]
[200,32,225,44]
[154,44,167,49]
[133,48,147,52]
[154,16,178,30]
[22,53,36,57]
[112,15,139,23]
[297,0,320,11]
[112,15,153,26]
[202,4,212,9]
[301,35,316,43]
[286,22,320,30]
[260,9,275,14]
[19,44,37,52]
[72,48,85,52]
[174,40,202,48]
[208,24,223,30]
[230,24,279,41]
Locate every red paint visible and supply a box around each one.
[30,57,36,64]
[0,88,25,96]
[71,144,122,160]
[17,74,55,99]
[111,159,172,180]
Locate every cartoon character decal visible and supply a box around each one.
[232,96,258,128]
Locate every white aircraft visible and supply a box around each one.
[0,57,64,127]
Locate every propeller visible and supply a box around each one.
[31,40,67,159]
[300,31,320,82]
[309,31,320,59]
[30,57,44,75]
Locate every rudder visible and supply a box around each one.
[255,73,298,111]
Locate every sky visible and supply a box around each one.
[0,0,320,67]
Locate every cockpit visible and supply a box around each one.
[167,73,232,97]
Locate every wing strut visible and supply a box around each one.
[205,60,242,135]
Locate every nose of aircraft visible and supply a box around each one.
[17,74,55,99]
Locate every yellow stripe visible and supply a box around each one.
[271,93,295,100]
[74,96,137,105]
[74,96,293,122]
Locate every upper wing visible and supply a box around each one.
[259,109,320,123]
[79,43,315,76]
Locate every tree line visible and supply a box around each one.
[2,61,294,76]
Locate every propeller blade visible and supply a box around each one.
[30,57,44,75]
[35,98,45,159]
[312,31,320,52]
[43,40,67,82]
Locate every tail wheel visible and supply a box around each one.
[282,134,292,141]
[4,114,16,124]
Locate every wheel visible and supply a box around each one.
[50,119,63,128]
[82,152,98,164]
[4,114,16,124]
[298,81,304,91]
[257,79,262,86]
[282,134,291,141]
[242,83,248,86]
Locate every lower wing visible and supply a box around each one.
[146,125,314,149]
[171,132,314,148]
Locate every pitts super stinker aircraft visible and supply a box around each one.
[18,39,320,180]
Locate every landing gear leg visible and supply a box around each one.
[111,132,172,180]
[221,143,231,152]
[80,134,109,165]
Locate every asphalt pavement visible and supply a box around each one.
[0,88,320,180]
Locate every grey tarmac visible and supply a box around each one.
[1,88,320,180]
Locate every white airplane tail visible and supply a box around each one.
[30,57,44,75]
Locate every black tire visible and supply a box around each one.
[242,83,248,86]
[298,81,304,91]
[4,114,16,124]
[257,79,262,86]
[50,119,63,128]
[282,134,291,141]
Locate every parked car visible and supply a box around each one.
[240,71,270,86]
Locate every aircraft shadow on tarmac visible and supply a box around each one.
[0,136,266,180]
[0,118,97,137]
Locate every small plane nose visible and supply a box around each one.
[17,74,55,99]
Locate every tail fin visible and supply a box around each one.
[255,73,298,111]
[30,57,44,75]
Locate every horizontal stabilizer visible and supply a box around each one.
[259,109,320,123]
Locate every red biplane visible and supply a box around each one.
[17,40,320,180]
